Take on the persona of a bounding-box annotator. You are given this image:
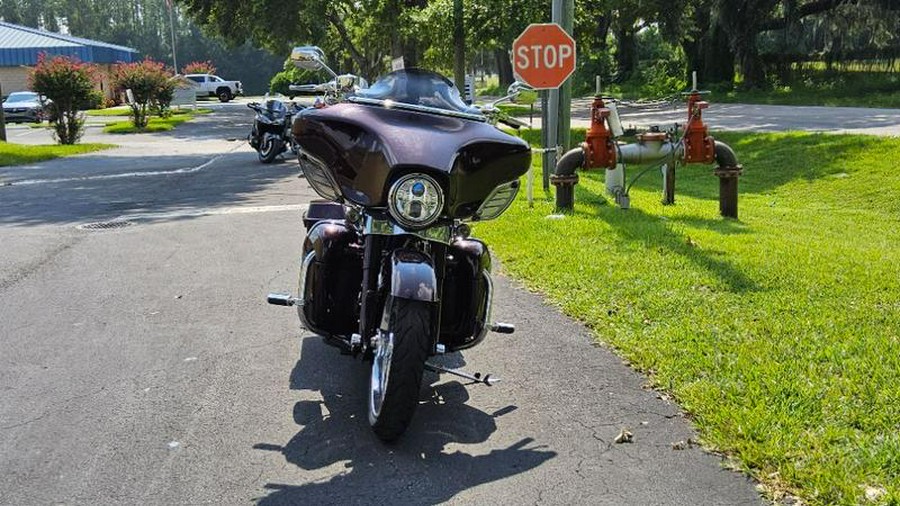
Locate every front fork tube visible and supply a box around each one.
[359,235,383,346]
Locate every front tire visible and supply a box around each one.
[217,88,232,102]
[369,299,431,441]
[258,136,280,163]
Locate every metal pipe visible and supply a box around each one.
[617,141,679,165]
[550,147,585,211]
[713,140,742,219]
[662,163,675,205]
[713,140,738,167]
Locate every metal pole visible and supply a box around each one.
[557,0,574,154]
[0,82,6,142]
[541,91,551,190]
[545,0,562,191]
[169,4,178,72]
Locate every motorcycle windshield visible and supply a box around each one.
[350,69,483,120]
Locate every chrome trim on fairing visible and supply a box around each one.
[363,216,451,245]
[347,96,487,122]
[296,251,316,328]
[474,180,519,221]
[298,151,341,201]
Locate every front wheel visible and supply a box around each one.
[217,88,232,102]
[369,299,431,441]
[258,136,280,163]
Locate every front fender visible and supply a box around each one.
[387,249,438,302]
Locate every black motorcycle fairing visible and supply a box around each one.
[439,237,492,351]
[292,103,531,213]
[300,220,363,337]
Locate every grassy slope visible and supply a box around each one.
[0,142,114,167]
[476,130,900,505]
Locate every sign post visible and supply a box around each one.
[511,23,576,192]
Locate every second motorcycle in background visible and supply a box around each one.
[247,95,300,163]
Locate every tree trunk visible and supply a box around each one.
[703,21,735,85]
[716,0,776,90]
[684,9,735,87]
[495,48,513,88]
[614,24,636,82]
[735,35,765,89]
[452,0,465,92]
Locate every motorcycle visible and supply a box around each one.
[267,46,532,441]
[247,94,299,163]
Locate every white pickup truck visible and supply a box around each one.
[184,74,243,102]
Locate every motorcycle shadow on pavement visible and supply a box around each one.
[254,334,556,505]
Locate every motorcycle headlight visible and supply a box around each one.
[388,173,444,229]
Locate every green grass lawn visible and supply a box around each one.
[85,106,132,116]
[603,69,899,109]
[87,106,214,117]
[0,141,114,167]
[102,109,210,134]
[476,129,900,505]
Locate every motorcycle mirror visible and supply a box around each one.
[290,46,339,80]
[291,46,326,70]
[507,81,537,105]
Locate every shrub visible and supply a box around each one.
[182,60,216,75]
[110,59,173,128]
[28,53,99,145]
[151,78,177,118]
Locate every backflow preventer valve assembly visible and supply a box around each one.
[550,78,743,219]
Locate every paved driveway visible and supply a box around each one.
[0,104,762,505]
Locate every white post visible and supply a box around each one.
[527,163,534,207]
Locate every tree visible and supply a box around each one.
[181,60,216,75]
[110,59,173,128]
[28,54,99,145]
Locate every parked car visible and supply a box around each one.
[183,74,243,102]
[2,91,51,123]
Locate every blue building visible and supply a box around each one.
[0,21,139,95]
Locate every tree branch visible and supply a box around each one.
[759,0,857,32]
[324,10,369,74]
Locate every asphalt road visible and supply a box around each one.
[499,99,900,136]
[1,104,762,505]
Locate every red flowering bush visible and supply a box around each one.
[110,59,174,128]
[181,60,216,75]
[28,53,100,145]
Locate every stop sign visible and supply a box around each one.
[512,23,577,90]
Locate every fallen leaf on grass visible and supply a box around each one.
[863,485,886,502]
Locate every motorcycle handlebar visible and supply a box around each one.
[499,116,528,130]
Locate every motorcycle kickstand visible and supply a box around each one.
[425,362,500,386]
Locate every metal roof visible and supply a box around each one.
[0,21,139,66]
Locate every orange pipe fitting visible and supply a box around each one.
[683,92,715,164]
[581,96,617,169]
